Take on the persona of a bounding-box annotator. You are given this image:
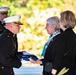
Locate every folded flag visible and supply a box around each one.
[17,51,38,61]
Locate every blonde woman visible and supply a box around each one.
[57,10,76,75]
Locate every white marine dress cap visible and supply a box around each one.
[4,15,23,25]
[0,6,10,12]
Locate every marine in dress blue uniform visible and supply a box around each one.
[0,6,10,34]
[0,15,23,75]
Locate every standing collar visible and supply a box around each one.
[4,29,15,37]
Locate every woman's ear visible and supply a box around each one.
[52,25,56,30]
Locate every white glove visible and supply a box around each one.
[21,58,30,64]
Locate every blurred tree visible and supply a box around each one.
[63,0,76,15]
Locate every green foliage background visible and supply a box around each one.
[0,0,76,57]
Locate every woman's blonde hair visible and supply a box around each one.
[60,10,76,28]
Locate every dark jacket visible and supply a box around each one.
[42,28,76,75]
[0,21,18,51]
[0,21,5,34]
[0,29,22,75]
